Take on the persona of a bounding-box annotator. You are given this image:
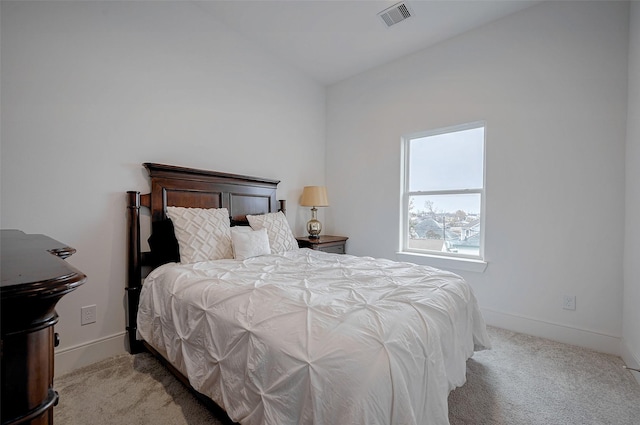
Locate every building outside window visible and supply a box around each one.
[401,122,486,260]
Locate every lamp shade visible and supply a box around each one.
[300,186,329,207]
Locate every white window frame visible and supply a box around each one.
[398,121,487,272]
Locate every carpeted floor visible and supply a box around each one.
[447,327,640,424]
[54,326,640,424]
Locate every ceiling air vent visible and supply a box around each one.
[378,2,413,28]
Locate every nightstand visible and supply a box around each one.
[296,235,348,254]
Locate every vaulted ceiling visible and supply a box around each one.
[197,0,541,85]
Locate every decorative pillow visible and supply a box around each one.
[165,207,233,263]
[231,225,254,233]
[246,211,298,254]
[230,227,271,260]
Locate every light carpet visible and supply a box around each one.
[54,326,640,424]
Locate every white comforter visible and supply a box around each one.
[137,249,490,425]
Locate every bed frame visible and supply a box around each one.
[126,162,285,353]
[126,163,286,423]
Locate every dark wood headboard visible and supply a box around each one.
[125,163,285,352]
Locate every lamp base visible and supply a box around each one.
[307,215,322,239]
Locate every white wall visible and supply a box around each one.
[326,1,629,354]
[623,1,640,383]
[0,1,326,374]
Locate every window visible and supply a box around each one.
[401,122,485,260]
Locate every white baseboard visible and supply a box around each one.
[621,339,640,386]
[55,331,128,376]
[481,308,622,356]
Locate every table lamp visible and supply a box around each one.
[300,186,329,238]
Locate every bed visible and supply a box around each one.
[126,162,490,425]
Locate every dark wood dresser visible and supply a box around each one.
[1,230,86,425]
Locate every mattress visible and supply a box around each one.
[137,248,490,425]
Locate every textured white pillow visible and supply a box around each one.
[230,227,271,260]
[247,211,299,254]
[165,207,233,263]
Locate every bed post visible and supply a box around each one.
[279,199,286,215]
[126,190,144,353]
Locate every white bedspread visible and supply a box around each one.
[137,249,490,425]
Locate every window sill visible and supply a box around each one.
[395,252,488,273]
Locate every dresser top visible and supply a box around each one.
[1,229,86,296]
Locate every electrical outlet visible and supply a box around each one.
[562,295,576,311]
[81,305,97,325]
